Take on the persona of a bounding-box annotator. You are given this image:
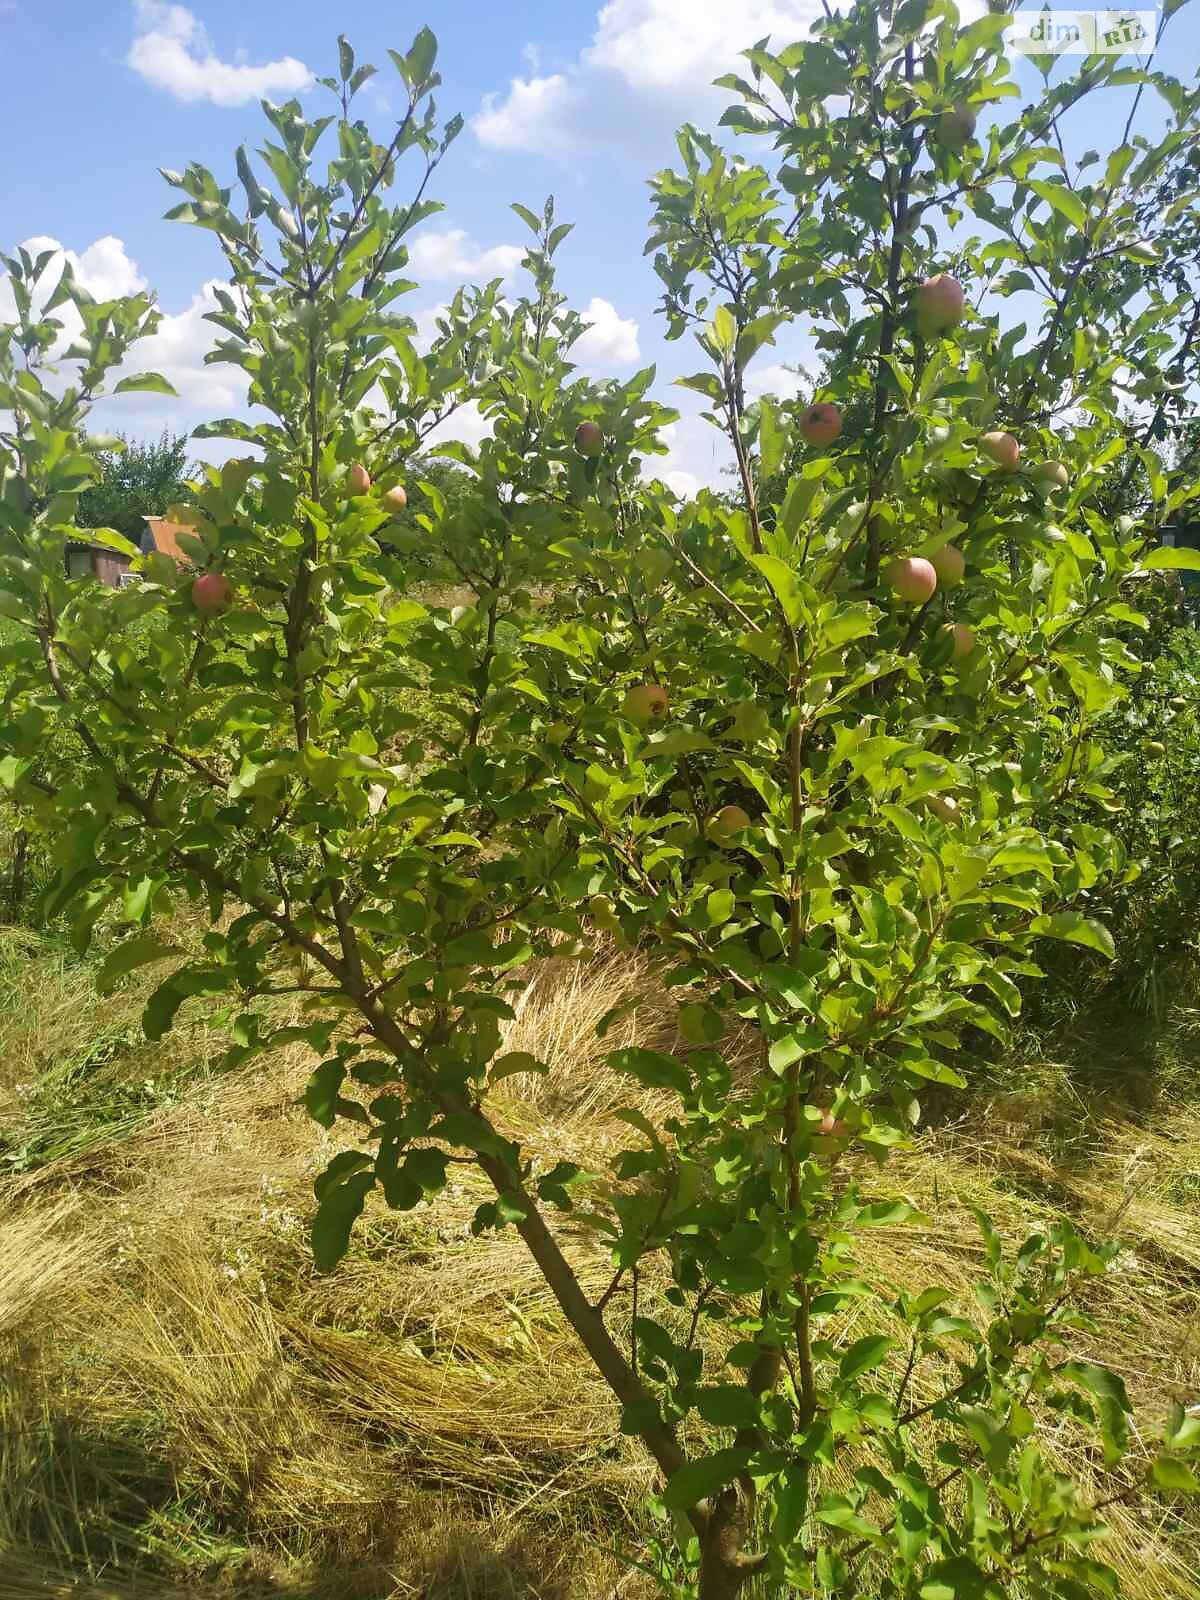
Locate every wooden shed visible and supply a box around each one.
[65,541,135,587]
[65,515,194,588]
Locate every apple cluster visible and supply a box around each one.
[190,462,408,618]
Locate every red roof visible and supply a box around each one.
[143,516,193,563]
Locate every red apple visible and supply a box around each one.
[709,804,751,843]
[817,1109,848,1137]
[929,543,965,589]
[574,421,604,458]
[978,432,1020,472]
[798,402,842,448]
[916,274,966,334]
[942,622,976,661]
[191,573,232,616]
[886,556,938,605]
[346,463,372,496]
[1032,460,1069,491]
[622,684,669,727]
[383,484,408,512]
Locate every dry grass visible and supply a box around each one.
[0,927,1197,1597]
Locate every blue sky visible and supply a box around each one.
[1,1,1196,493]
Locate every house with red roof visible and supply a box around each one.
[66,515,194,586]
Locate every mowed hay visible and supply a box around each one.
[0,930,1197,1596]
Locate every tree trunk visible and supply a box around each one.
[699,1487,767,1599]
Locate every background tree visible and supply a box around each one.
[76,430,194,541]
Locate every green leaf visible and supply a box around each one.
[403,1147,450,1195]
[491,1051,547,1081]
[695,1385,759,1427]
[857,1201,928,1226]
[113,372,179,397]
[312,1171,375,1270]
[735,312,786,368]
[443,929,497,965]
[1027,180,1089,234]
[80,526,142,558]
[822,602,878,648]
[839,1335,896,1382]
[768,1029,823,1073]
[0,755,33,790]
[674,371,724,401]
[96,934,182,996]
[708,305,736,356]
[142,978,187,1042]
[1165,1405,1200,1451]
[406,24,438,85]
[758,397,784,480]
[1060,1361,1130,1461]
[123,875,159,924]
[304,1059,345,1129]
[510,202,541,234]
[608,1047,690,1095]
[902,1055,967,1088]
[706,889,736,926]
[638,730,715,758]
[1029,911,1115,959]
[1141,545,1200,571]
[774,1459,810,1541]
[662,1446,754,1510]
[749,553,804,623]
[1151,1456,1200,1493]
[920,1557,992,1599]
[615,1392,662,1437]
[972,1207,1003,1270]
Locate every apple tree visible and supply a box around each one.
[2,9,1200,1598]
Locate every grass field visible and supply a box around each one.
[1,924,1198,1598]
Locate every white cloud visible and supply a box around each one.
[648,415,728,496]
[406,228,524,285]
[473,0,824,152]
[574,297,640,364]
[2,235,148,312]
[2,235,247,446]
[474,73,574,151]
[745,362,808,402]
[411,303,449,356]
[128,1,313,108]
[0,236,149,353]
[664,469,701,499]
[133,282,250,413]
[424,400,492,453]
[584,0,821,92]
